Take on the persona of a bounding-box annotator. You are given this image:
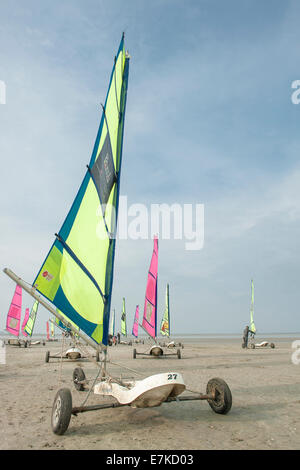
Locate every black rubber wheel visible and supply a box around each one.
[250,343,255,349]
[51,388,72,435]
[73,367,86,391]
[95,351,100,362]
[177,349,181,359]
[133,348,136,359]
[206,377,232,414]
[270,343,275,348]
[45,351,50,363]
[178,342,182,347]
[24,341,28,348]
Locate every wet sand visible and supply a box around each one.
[0,336,299,450]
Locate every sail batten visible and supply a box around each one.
[32,36,130,346]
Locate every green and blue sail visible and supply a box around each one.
[249,279,256,334]
[32,36,130,347]
[24,300,39,337]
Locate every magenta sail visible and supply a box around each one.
[132,305,139,338]
[6,285,22,337]
[142,236,158,339]
[21,308,29,337]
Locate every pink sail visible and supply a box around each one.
[46,321,50,341]
[142,236,158,339]
[6,285,22,337]
[21,308,29,337]
[132,305,139,338]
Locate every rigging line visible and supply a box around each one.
[55,233,107,304]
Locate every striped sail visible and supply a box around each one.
[21,308,29,337]
[142,236,158,339]
[121,298,127,336]
[160,284,170,337]
[32,36,130,346]
[24,300,39,337]
[6,285,22,337]
[250,279,256,334]
[132,305,139,338]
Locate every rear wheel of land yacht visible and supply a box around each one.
[177,349,181,359]
[45,351,50,362]
[206,377,232,415]
[52,388,72,435]
[133,348,136,359]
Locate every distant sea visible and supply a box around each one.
[1,331,300,343]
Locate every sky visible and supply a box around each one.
[0,0,300,336]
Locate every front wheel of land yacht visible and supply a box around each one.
[206,378,232,415]
[51,388,72,435]
[95,351,100,362]
[73,367,86,391]
[250,343,255,349]
[133,348,136,359]
[177,349,181,359]
[45,351,50,363]
[270,343,275,348]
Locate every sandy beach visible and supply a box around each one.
[0,336,299,450]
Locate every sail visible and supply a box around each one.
[21,308,30,337]
[6,285,22,337]
[109,309,115,336]
[249,279,256,334]
[121,298,127,336]
[24,300,39,337]
[142,236,158,339]
[50,319,55,337]
[46,321,50,341]
[132,305,139,338]
[160,283,170,336]
[31,35,130,347]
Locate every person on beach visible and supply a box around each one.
[242,325,249,348]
